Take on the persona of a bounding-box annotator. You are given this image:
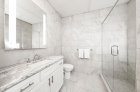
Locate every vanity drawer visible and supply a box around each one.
[40,59,63,81]
[40,65,55,81]
[55,59,63,69]
[5,73,40,92]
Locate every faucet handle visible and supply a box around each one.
[26,58,30,63]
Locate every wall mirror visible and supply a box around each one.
[4,0,47,50]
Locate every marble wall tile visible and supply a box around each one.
[128,0,136,87]
[113,29,127,38]
[137,80,140,92]
[102,54,113,62]
[137,17,140,48]
[128,0,136,19]
[78,59,92,67]
[92,54,101,62]
[0,7,4,27]
[91,10,101,18]
[111,6,119,14]
[137,0,140,18]
[128,73,135,86]
[128,28,136,38]
[114,71,128,80]
[84,12,93,19]
[92,61,101,69]
[136,49,140,80]
[128,38,136,50]
[62,17,72,24]
[81,19,92,26]
[73,14,84,21]
[119,4,128,13]
[62,4,128,76]
[108,13,128,23]
[100,7,112,17]
[0,0,4,9]
[0,27,4,49]
[103,70,113,78]
[103,62,113,70]
[114,62,127,73]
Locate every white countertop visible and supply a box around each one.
[0,55,64,92]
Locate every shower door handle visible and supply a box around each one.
[111,45,119,56]
[111,46,113,55]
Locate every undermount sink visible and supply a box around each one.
[27,60,52,69]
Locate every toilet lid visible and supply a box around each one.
[63,64,74,68]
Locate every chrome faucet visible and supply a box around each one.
[33,54,40,61]
[19,58,30,63]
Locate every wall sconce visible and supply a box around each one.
[43,14,46,45]
[9,0,16,48]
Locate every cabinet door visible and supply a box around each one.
[51,66,63,92]
[5,73,40,92]
[29,76,51,92]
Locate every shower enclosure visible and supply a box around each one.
[101,0,136,92]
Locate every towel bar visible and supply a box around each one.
[77,49,92,51]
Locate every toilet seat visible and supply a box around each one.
[63,64,73,69]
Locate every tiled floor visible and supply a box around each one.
[60,72,107,92]
[114,79,135,92]
[105,77,135,92]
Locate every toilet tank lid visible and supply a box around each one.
[63,64,74,68]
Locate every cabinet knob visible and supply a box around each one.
[48,78,51,86]
[52,76,53,83]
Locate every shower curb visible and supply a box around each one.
[99,73,112,92]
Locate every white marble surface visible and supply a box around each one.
[60,72,107,92]
[105,77,135,92]
[0,55,64,92]
[114,78,135,92]
[127,0,136,86]
[136,0,140,91]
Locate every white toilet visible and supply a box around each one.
[63,64,74,79]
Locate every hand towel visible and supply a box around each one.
[84,49,90,59]
[79,49,84,58]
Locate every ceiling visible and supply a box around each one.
[48,0,130,17]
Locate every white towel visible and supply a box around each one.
[79,49,84,58]
[84,49,90,59]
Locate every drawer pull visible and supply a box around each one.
[48,78,51,86]
[52,76,53,83]
[20,82,34,92]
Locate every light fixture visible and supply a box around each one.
[43,14,46,45]
[9,0,16,48]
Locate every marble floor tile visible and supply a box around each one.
[105,77,135,92]
[60,73,107,92]
[114,79,135,92]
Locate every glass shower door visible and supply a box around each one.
[102,24,114,90]
[101,1,136,91]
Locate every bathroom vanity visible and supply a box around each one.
[0,56,64,92]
